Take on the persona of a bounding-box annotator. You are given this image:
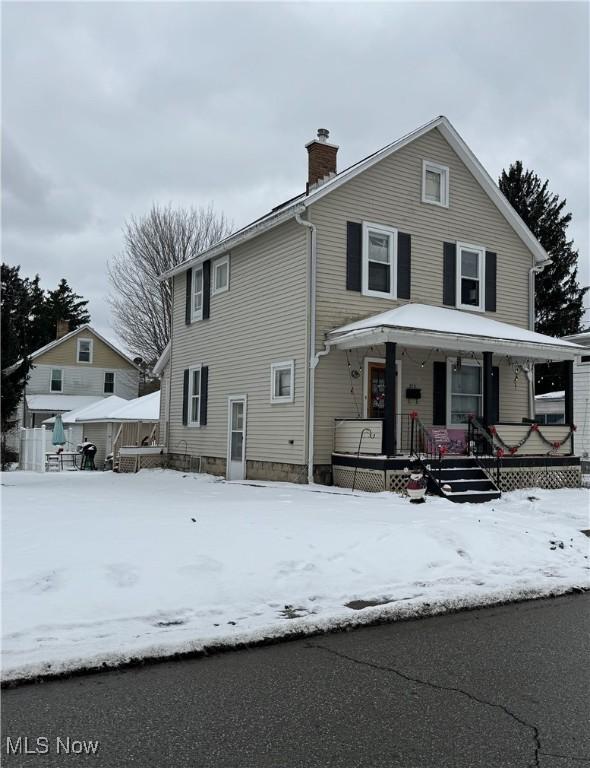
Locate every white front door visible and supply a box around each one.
[227,396,246,481]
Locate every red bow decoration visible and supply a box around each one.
[489,426,497,435]
[496,448,505,458]
[409,411,418,420]
[553,440,561,449]
[509,446,518,455]
[531,423,539,431]
[439,446,448,456]
[572,425,577,432]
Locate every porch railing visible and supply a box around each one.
[334,414,419,456]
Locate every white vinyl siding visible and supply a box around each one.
[168,219,307,466]
[26,364,138,400]
[310,127,534,464]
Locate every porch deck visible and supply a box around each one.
[332,416,580,494]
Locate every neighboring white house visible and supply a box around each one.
[4,324,140,453]
[534,390,565,424]
[564,331,590,458]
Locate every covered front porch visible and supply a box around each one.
[322,304,582,496]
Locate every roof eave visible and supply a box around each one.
[158,204,306,280]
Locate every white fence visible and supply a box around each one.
[19,426,77,472]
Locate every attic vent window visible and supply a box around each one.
[422,160,449,207]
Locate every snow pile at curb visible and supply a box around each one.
[2,470,589,684]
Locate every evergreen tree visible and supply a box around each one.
[39,278,90,346]
[499,161,588,392]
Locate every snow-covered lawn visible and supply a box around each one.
[2,469,589,682]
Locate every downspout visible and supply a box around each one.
[166,278,174,452]
[295,211,318,485]
[527,259,552,418]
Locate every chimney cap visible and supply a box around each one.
[305,128,339,150]
[317,128,330,142]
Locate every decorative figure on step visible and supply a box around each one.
[406,470,427,503]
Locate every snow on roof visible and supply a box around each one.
[159,115,550,281]
[76,391,160,423]
[44,396,129,424]
[535,391,565,401]
[27,394,104,413]
[564,330,590,346]
[105,391,160,422]
[328,304,583,361]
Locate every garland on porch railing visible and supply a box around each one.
[468,416,576,457]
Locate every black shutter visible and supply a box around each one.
[443,242,456,306]
[182,369,189,425]
[200,366,208,426]
[485,251,497,312]
[433,361,446,425]
[397,232,411,300]
[346,222,362,292]
[185,269,192,325]
[491,366,500,424]
[202,261,211,320]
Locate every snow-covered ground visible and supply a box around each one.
[2,469,589,683]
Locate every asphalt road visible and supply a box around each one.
[2,594,589,768]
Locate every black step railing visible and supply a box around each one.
[467,416,501,488]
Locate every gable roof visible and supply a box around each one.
[159,115,550,281]
[4,325,139,372]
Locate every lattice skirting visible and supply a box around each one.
[333,466,410,495]
[333,466,385,493]
[118,454,164,473]
[497,465,581,492]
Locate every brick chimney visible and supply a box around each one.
[306,128,338,190]
[56,319,70,339]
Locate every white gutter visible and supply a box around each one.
[529,260,552,330]
[295,212,319,485]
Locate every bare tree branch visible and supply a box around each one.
[108,203,232,363]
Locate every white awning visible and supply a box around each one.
[76,391,160,424]
[327,304,583,361]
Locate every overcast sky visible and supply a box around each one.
[2,1,589,350]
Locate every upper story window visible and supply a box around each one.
[271,360,294,404]
[104,372,115,394]
[50,368,63,393]
[362,222,397,299]
[422,160,449,207]
[456,243,485,312]
[212,255,230,296]
[188,366,201,425]
[192,266,203,321]
[77,338,93,363]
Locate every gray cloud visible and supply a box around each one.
[2,1,588,346]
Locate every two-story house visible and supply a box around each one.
[7,323,140,440]
[157,116,583,500]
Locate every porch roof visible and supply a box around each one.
[327,304,583,361]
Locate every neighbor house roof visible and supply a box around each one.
[73,391,160,424]
[564,330,590,347]
[43,396,128,424]
[28,394,105,413]
[159,115,550,281]
[327,304,584,361]
[4,325,139,373]
[535,391,565,401]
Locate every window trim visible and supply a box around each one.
[211,255,230,296]
[191,265,204,322]
[456,242,486,313]
[76,338,93,364]
[579,354,590,365]
[187,364,202,426]
[422,160,449,208]
[446,358,482,428]
[361,221,397,299]
[103,371,115,394]
[270,360,295,404]
[49,368,64,393]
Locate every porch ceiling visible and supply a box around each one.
[327,304,584,361]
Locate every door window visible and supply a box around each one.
[230,401,244,462]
